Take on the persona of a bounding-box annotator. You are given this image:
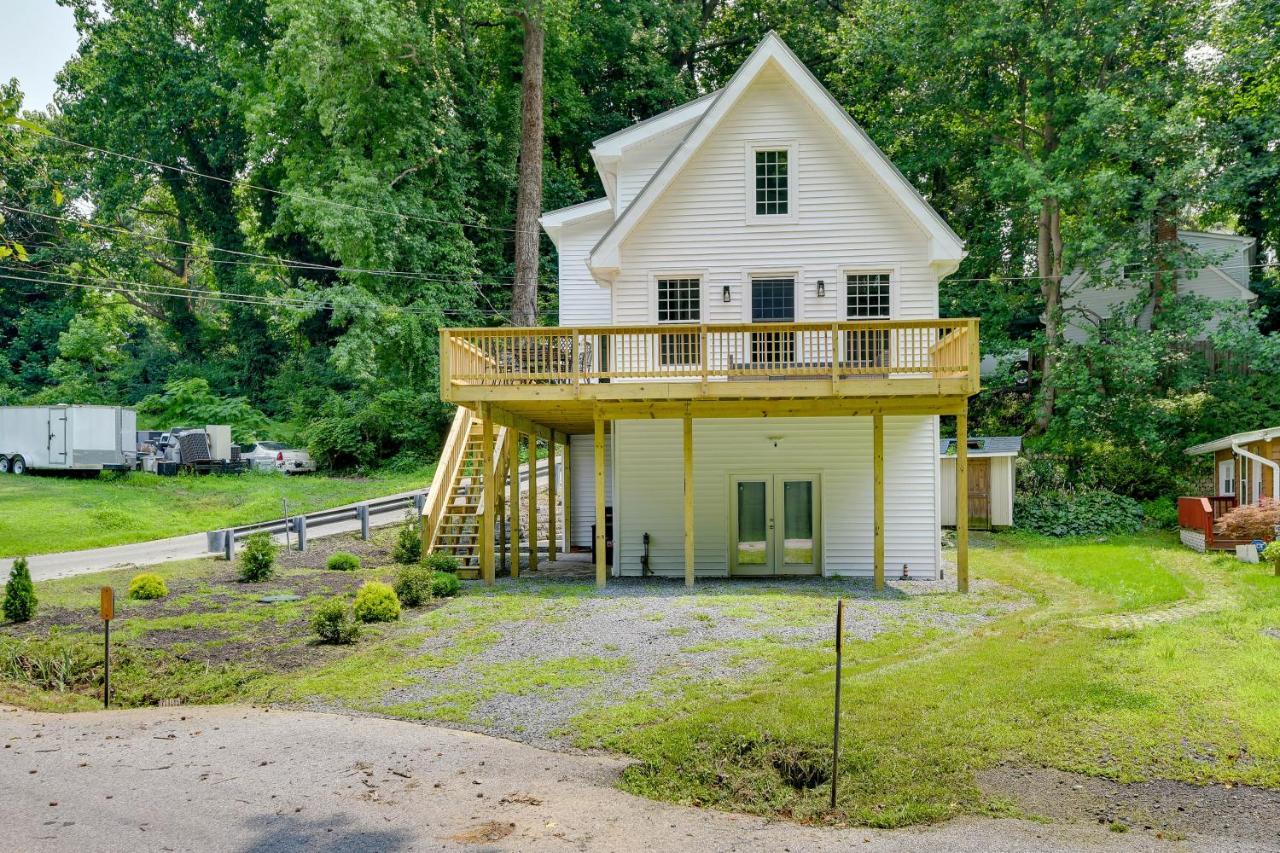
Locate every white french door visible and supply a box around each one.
[730,474,820,576]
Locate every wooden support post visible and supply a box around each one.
[527,431,539,574]
[683,412,695,588]
[594,416,607,588]
[956,407,969,593]
[509,428,520,579]
[480,407,495,586]
[563,436,572,554]
[548,438,558,561]
[873,413,885,591]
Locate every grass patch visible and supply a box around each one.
[0,466,434,556]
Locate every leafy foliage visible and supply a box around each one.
[1141,497,1180,531]
[127,572,169,600]
[1217,499,1280,541]
[353,581,401,623]
[137,378,271,444]
[393,564,434,608]
[3,556,37,623]
[325,551,360,572]
[311,597,359,644]
[1014,490,1145,537]
[392,512,423,565]
[237,532,277,583]
[431,570,461,598]
[424,551,459,574]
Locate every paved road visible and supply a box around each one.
[0,704,1253,853]
[3,461,552,582]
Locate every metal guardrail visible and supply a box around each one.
[208,490,428,554]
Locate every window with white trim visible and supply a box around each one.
[657,277,701,366]
[845,272,891,369]
[754,149,789,216]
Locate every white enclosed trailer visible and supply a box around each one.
[0,405,137,474]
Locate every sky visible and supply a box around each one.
[1,0,80,112]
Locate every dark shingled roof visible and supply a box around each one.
[939,436,1023,456]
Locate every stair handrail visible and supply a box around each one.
[422,406,474,554]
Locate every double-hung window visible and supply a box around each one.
[754,149,789,216]
[845,272,891,369]
[657,277,701,367]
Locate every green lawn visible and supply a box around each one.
[3,530,1279,829]
[0,467,433,557]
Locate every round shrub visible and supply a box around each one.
[393,565,434,608]
[238,532,277,583]
[424,551,460,573]
[3,556,37,623]
[128,573,169,600]
[1014,489,1144,537]
[312,597,359,644]
[326,551,361,572]
[431,571,461,598]
[353,581,401,623]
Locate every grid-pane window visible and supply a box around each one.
[845,273,891,369]
[657,277,700,366]
[754,150,789,216]
[751,277,796,364]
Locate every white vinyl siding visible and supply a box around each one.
[616,128,692,216]
[568,433,613,549]
[555,215,612,326]
[612,416,939,578]
[611,64,938,327]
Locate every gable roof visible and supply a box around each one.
[538,198,612,249]
[587,32,966,278]
[590,90,722,157]
[939,436,1023,457]
[1185,426,1280,455]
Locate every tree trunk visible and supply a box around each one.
[1034,195,1064,433]
[512,1,545,327]
[1151,202,1179,327]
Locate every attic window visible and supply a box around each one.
[754,149,789,216]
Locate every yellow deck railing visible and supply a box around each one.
[441,319,979,391]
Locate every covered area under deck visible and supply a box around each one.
[435,319,981,592]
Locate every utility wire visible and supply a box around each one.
[13,123,538,235]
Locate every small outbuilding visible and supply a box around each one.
[940,436,1021,530]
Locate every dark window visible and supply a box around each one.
[751,277,795,364]
[845,273,891,368]
[754,149,789,216]
[657,277,700,366]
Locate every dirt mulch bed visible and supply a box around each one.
[273,529,398,571]
[979,763,1280,847]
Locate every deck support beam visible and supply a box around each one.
[873,413,885,591]
[548,438,558,561]
[956,407,969,593]
[527,432,538,574]
[508,428,520,579]
[594,415,607,588]
[480,404,495,586]
[683,411,695,588]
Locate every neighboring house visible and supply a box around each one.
[1177,426,1280,552]
[1062,230,1257,344]
[424,33,981,589]
[939,437,1021,530]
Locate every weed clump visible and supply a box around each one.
[353,581,401,623]
[238,532,276,583]
[326,551,361,572]
[3,556,37,623]
[393,512,422,565]
[128,573,169,600]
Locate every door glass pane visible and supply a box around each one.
[782,480,813,565]
[737,481,769,565]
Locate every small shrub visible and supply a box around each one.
[326,551,361,572]
[431,571,461,598]
[311,597,359,644]
[1141,496,1179,530]
[238,532,277,583]
[393,565,434,607]
[1015,489,1144,537]
[3,556,37,623]
[1263,540,1280,574]
[353,581,401,623]
[127,573,169,600]
[1218,498,1280,541]
[392,512,422,565]
[424,551,460,573]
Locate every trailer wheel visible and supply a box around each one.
[0,456,8,474]
[9,456,25,475]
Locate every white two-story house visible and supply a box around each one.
[425,33,981,591]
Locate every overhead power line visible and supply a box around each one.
[13,123,538,236]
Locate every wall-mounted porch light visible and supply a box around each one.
[722,285,732,303]
[816,279,826,297]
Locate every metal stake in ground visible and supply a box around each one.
[100,586,114,709]
[830,597,844,810]
[282,498,291,551]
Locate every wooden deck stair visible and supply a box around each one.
[422,407,509,579]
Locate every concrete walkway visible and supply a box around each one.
[0,704,1238,853]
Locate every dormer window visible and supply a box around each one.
[746,142,797,222]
